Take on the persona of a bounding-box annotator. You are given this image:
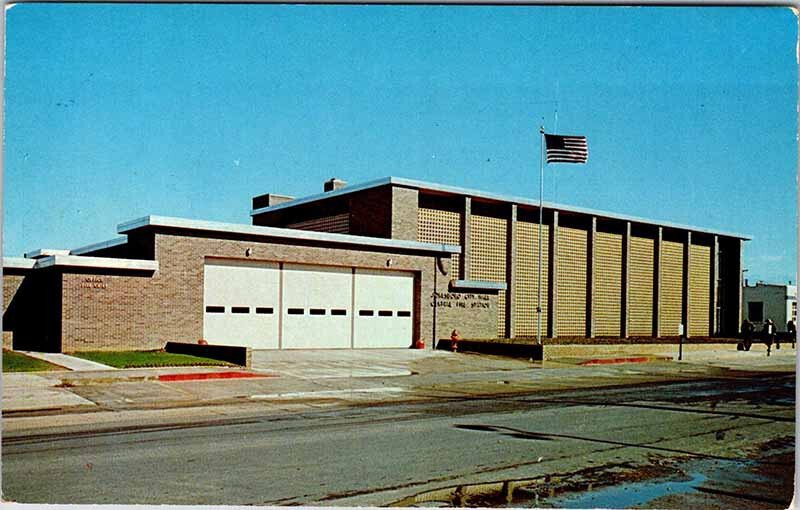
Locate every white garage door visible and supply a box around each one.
[203,261,280,349]
[281,264,353,349]
[353,269,414,348]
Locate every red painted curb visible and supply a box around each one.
[578,356,670,366]
[158,371,275,382]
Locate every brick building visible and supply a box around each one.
[3,176,748,353]
[252,177,749,341]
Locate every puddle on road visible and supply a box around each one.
[541,471,707,508]
[389,455,791,509]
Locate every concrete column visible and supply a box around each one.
[460,197,471,280]
[711,235,719,336]
[547,211,559,339]
[506,205,517,338]
[586,217,597,338]
[683,231,692,339]
[653,227,662,337]
[621,222,631,338]
[737,239,744,333]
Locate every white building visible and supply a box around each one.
[742,282,797,331]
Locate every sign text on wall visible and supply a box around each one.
[430,292,490,309]
[80,276,107,289]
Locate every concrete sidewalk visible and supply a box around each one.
[2,346,795,419]
[3,373,96,413]
[16,351,116,371]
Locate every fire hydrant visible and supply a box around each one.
[414,338,426,349]
[450,329,462,352]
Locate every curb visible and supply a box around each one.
[158,371,276,382]
[578,356,673,366]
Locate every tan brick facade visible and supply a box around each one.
[5,229,498,352]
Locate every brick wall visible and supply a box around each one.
[57,232,479,351]
[349,186,392,238]
[3,271,27,349]
[390,187,419,241]
[61,271,154,352]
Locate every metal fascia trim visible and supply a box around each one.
[36,255,159,271]
[249,176,393,216]
[118,215,460,254]
[70,237,128,255]
[390,177,751,240]
[3,257,36,269]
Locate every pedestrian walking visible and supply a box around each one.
[763,319,776,356]
[741,319,754,351]
[787,319,796,349]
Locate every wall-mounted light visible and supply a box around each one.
[386,258,393,267]
[245,248,253,257]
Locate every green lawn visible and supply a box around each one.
[70,350,233,369]
[3,350,61,372]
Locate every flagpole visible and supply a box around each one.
[538,126,545,346]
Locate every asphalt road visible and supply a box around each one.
[3,374,794,507]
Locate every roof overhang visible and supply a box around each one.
[250,176,751,240]
[35,255,158,272]
[24,248,71,259]
[3,257,37,270]
[118,215,461,255]
[71,237,128,256]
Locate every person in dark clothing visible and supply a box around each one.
[787,319,796,349]
[741,319,754,351]
[763,319,776,356]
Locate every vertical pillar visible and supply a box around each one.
[460,197,471,280]
[621,222,631,338]
[506,205,517,338]
[711,235,719,336]
[547,211,559,339]
[653,227,662,337]
[737,239,744,333]
[683,231,692,339]
[587,216,597,338]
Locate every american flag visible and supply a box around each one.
[544,134,588,164]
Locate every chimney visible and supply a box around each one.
[324,178,347,192]
[252,193,295,210]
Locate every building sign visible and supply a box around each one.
[80,276,107,289]
[430,292,490,309]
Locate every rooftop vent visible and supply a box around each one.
[324,178,347,192]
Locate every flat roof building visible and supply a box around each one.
[252,177,750,341]
[742,282,797,331]
[3,176,749,353]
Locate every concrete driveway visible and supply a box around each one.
[250,348,455,378]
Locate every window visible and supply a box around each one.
[310,308,326,316]
[397,310,411,317]
[205,306,225,313]
[748,302,764,322]
[231,307,250,314]
[331,309,347,316]
[256,307,274,314]
[378,310,393,317]
[287,308,304,315]
[359,310,374,316]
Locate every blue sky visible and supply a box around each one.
[4,4,797,283]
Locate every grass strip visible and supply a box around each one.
[70,350,233,369]
[3,350,61,372]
